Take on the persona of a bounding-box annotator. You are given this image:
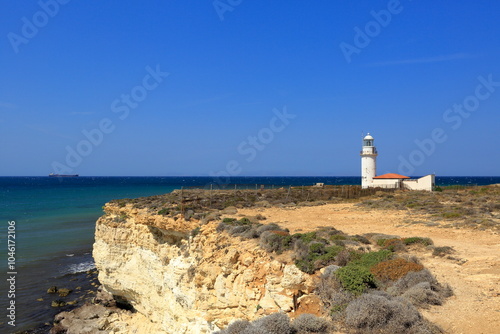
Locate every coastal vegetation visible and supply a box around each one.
[215,215,452,332]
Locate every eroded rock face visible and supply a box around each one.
[93,204,315,334]
[92,203,318,333]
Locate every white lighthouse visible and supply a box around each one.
[360,133,378,188]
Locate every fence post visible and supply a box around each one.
[210,184,213,209]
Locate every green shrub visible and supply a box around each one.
[222,217,237,223]
[295,258,316,274]
[237,217,252,225]
[309,242,327,255]
[356,250,393,268]
[157,208,170,215]
[295,243,344,274]
[334,250,392,294]
[403,237,433,246]
[336,264,376,294]
[294,232,317,244]
[441,211,462,218]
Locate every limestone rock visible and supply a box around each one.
[88,202,319,333]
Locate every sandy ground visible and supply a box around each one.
[237,203,500,334]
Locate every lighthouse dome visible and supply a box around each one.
[363,133,374,140]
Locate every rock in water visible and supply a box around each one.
[47,286,58,294]
[58,288,72,297]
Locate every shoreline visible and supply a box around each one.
[12,269,100,334]
[0,251,99,334]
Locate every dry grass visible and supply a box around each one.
[357,186,500,231]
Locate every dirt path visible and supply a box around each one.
[237,203,500,334]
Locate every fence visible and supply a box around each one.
[172,184,397,210]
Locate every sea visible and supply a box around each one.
[0,176,498,333]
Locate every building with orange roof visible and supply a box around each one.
[361,134,435,191]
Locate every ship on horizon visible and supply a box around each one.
[49,173,79,177]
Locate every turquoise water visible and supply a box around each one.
[0,177,182,267]
[0,176,498,332]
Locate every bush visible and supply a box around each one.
[157,208,170,215]
[379,238,406,252]
[432,246,454,257]
[388,269,437,295]
[401,282,444,308]
[383,239,405,252]
[249,313,293,334]
[259,231,289,254]
[215,313,293,334]
[351,235,371,244]
[291,313,330,333]
[356,250,393,268]
[214,320,251,334]
[256,223,287,235]
[316,272,355,319]
[295,243,344,274]
[237,217,252,225]
[370,258,424,281]
[403,237,433,246]
[388,269,453,304]
[336,264,376,295]
[295,232,318,244]
[344,293,437,333]
[334,249,353,266]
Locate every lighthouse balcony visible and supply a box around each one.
[360,150,378,155]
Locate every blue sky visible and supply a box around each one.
[1,0,499,176]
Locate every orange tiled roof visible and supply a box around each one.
[373,173,410,179]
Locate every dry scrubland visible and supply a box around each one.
[110,185,500,334]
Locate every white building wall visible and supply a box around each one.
[402,174,435,191]
[371,179,400,189]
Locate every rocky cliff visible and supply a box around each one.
[91,202,319,333]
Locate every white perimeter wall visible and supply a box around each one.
[403,174,435,191]
[369,174,435,191]
[371,179,400,188]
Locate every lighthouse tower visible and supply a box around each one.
[360,133,378,188]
